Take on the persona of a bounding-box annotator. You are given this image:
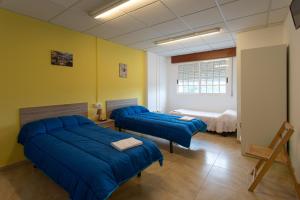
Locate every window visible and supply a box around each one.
[177,58,232,95]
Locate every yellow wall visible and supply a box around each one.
[97,39,146,118]
[0,9,146,167]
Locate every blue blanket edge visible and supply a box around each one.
[25,153,163,200]
[104,158,163,200]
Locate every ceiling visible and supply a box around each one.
[0,0,291,56]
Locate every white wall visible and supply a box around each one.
[165,57,237,113]
[284,12,300,182]
[147,52,167,113]
[236,25,285,141]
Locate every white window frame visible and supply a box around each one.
[176,57,233,96]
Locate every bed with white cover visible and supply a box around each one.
[170,109,237,133]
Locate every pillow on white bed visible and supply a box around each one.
[221,109,237,117]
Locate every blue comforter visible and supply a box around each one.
[18,115,163,200]
[111,106,207,148]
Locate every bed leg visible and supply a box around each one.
[169,141,174,153]
[137,172,141,177]
[33,165,37,169]
[118,127,122,132]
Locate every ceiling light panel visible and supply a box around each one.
[155,28,221,45]
[90,0,132,19]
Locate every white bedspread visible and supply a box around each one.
[170,109,237,133]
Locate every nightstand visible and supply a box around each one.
[95,119,115,130]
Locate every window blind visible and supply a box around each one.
[177,58,230,94]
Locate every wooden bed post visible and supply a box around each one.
[169,141,173,153]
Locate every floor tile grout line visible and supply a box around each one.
[192,151,222,200]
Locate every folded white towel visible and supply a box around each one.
[178,116,195,121]
[111,137,143,151]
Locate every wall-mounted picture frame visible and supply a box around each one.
[51,50,73,67]
[119,63,127,78]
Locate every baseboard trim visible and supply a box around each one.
[0,160,30,171]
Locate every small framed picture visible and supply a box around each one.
[119,63,127,78]
[51,50,73,67]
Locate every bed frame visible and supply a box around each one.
[19,102,143,178]
[106,98,198,153]
[106,98,138,119]
[20,103,88,127]
[20,103,142,177]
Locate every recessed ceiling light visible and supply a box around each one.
[154,28,221,45]
[90,0,133,19]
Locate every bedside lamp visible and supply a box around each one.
[93,103,103,121]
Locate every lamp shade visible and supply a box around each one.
[93,103,102,109]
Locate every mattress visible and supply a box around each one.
[170,109,237,133]
[111,106,207,148]
[18,115,163,200]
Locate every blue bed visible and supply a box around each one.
[110,106,207,153]
[18,115,163,200]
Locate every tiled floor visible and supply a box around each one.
[0,133,297,200]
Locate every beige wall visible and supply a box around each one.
[284,13,300,181]
[236,25,285,141]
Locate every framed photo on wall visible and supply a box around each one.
[119,63,127,78]
[51,50,73,67]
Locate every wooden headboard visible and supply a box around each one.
[20,103,88,127]
[106,98,138,119]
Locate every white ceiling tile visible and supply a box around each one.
[129,40,156,50]
[182,7,223,28]
[49,0,79,8]
[151,19,189,36]
[221,0,269,20]
[129,1,175,26]
[231,33,237,41]
[187,45,211,53]
[269,7,289,24]
[148,43,186,53]
[180,38,207,48]
[110,27,163,45]
[218,0,238,5]
[70,0,105,10]
[202,32,232,43]
[86,14,146,39]
[0,0,65,21]
[227,13,268,32]
[151,29,190,40]
[159,48,192,56]
[51,8,98,32]
[271,0,292,10]
[161,0,216,16]
[210,40,235,50]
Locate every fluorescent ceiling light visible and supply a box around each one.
[154,28,221,45]
[90,0,132,19]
